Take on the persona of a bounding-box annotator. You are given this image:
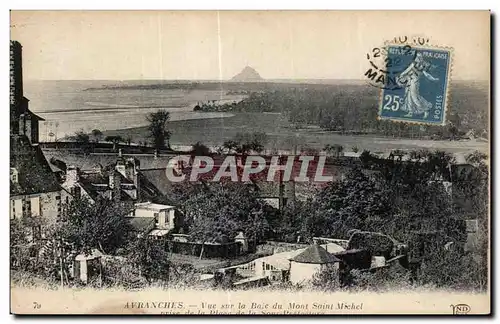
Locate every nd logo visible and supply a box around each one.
[450,304,471,315]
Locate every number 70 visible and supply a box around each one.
[383,95,401,111]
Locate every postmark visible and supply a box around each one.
[378,44,452,125]
[364,35,430,90]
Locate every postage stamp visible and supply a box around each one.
[378,45,452,125]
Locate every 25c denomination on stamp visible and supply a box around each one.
[378,45,452,125]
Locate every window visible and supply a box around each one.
[30,196,40,217]
[32,226,41,240]
[70,186,81,198]
[23,199,31,216]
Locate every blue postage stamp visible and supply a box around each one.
[378,45,452,125]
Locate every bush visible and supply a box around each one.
[418,249,488,291]
[350,264,411,292]
[311,265,341,291]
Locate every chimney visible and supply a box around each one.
[66,165,79,187]
[109,170,121,202]
[126,158,140,192]
[115,159,126,177]
[10,168,19,184]
[23,113,32,141]
[18,116,25,138]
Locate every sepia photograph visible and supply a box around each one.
[9,10,490,315]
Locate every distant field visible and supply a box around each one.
[103,112,488,154]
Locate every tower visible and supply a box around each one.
[9,40,44,144]
[10,41,23,134]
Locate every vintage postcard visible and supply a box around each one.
[9,10,490,315]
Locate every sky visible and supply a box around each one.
[10,10,490,81]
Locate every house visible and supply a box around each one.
[52,155,167,206]
[127,202,177,238]
[288,244,341,285]
[10,136,69,227]
[9,41,68,227]
[218,242,344,284]
[60,157,140,203]
[44,152,169,204]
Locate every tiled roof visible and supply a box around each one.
[42,150,175,171]
[289,244,341,264]
[139,169,173,196]
[10,136,60,195]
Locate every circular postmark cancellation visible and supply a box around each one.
[364,35,431,90]
[365,35,453,126]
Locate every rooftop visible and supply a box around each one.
[75,249,104,261]
[127,216,156,232]
[289,244,341,264]
[134,201,175,211]
[10,136,61,196]
[258,243,344,270]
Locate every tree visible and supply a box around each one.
[246,132,267,153]
[311,265,341,291]
[359,150,376,169]
[105,135,124,151]
[297,150,461,243]
[324,144,344,157]
[301,168,393,240]
[146,110,172,150]
[191,142,211,155]
[128,238,170,285]
[11,216,37,271]
[222,132,268,154]
[182,183,269,244]
[222,140,239,154]
[465,150,488,168]
[91,129,103,143]
[73,130,90,144]
[125,136,132,146]
[54,197,132,255]
[72,130,91,153]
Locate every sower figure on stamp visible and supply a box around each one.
[396,52,439,119]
